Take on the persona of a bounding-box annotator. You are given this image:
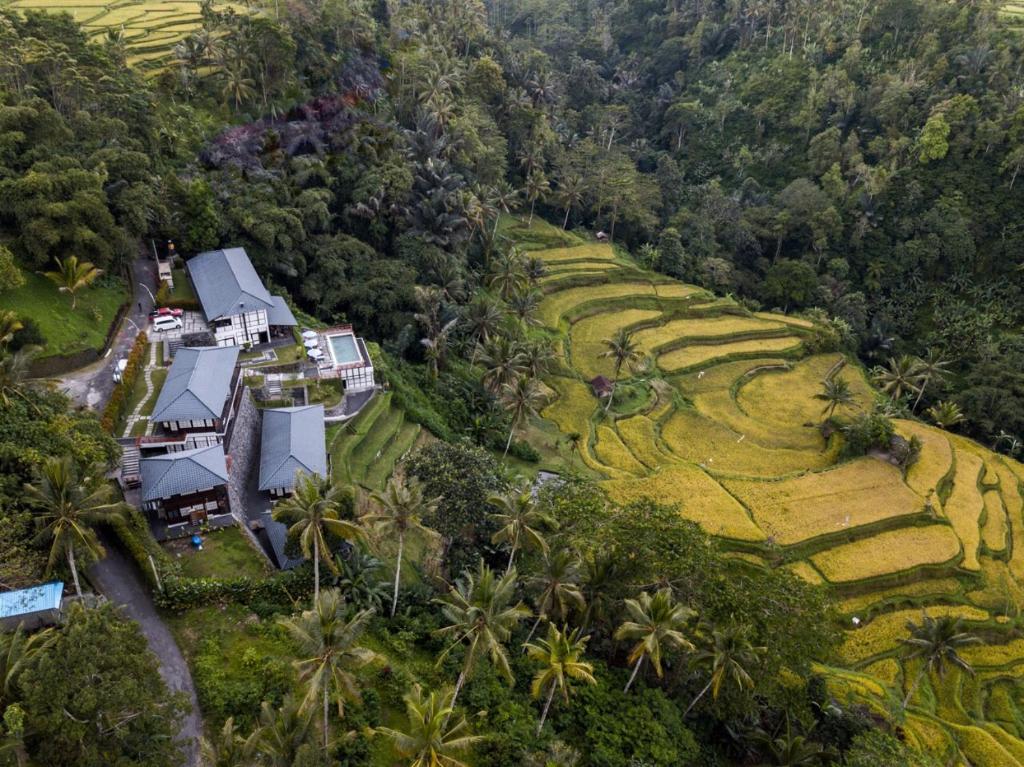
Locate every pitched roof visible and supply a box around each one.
[259,405,327,491]
[187,247,275,320]
[151,346,239,423]
[0,582,63,619]
[267,295,298,327]
[141,445,229,502]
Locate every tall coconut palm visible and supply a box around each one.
[489,180,520,240]
[525,624,596,735]
[600,329,642,380]
[872,355,920,404]
[556,174,585,230]
[487,248,528,300]
[499,376,546,457]
[26,457,128,598]
[927,400,965,429]
[434,562,530,709]
[900,615,980,710]
[366,477,439,617]
[684,623,765,715]
[480,336,527,395]
[520,340,557,381]
[911,349,951,412]
[245,695,316,767]
[463,295,504,365]
[42,256,103,310]
[524,170,550,227]
[199,716,247,767]
[581,549,626,633]
[614,588,695,692]
[508,288,542,327]
[277,589,380,751]
[524,548,586,644]
[377,684,483,767]
[813,378,854,419]
[487,485,554,574]
[272,473,363,602]
[421,318,459,380]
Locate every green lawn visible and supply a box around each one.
[0,271,127,356]
[168,269,196,303]
[165,525,272,580]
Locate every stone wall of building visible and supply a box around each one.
[226,388,260,523]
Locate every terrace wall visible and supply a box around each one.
[226,389,260,526]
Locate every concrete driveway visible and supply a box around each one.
[88,534,201,767]
[58,253,157,409]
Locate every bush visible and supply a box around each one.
[506,439,540,462]
[370,344,452,440]
[155,567,314,611]
[839,412,895,458]
[9,317,44,351]
[99,331,148,433]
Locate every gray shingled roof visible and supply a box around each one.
[151,346,239,424]
[187,247,275,320]
[267,295,298,327]
[141,445,229,502]
[259,405,327,491]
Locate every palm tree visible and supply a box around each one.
[684,623,765,715]
[872,355,921,404]
[911,349,951,412]
[421,318,459,379]
[508,288,542,327]
[524,547,586,644]
[277,589,380,751]
[332,547,390,613]
[245,695,316,767]
[0,348,36,409]
[614,588,695,692]
[480,337,527,395]
[525,624,596,735]
[0,625,54,710]
[900,614,980,710]
[272,473,363,602]
[556,174,585,230]
[600,328,642,380]
[487,485,554,574]
[26,457,128,598]
[199,717,248,767]
[366,477,439,617]
[499,376,546,457]
[489,181,520,240]
[0,311,22,349]
[221,62,256,108]
[581,549,625,633]
[754,717,834,766]
[434,562,530,709]
[487,248,528,300]
[378,684,483,767]
[42,256,103,310]
[813,378,854,419]
[927,400,965,429]
[463,295,504,365]
[524,170,550,227]
[520,340,557,381]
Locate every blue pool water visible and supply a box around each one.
[328,333,361,364]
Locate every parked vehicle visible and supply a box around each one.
[112,358,128,383]
[149,307,183,318]
[151,315,183,332]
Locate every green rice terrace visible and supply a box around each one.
[1003,0,1024,31]
[505,218,1024,766]
[0,0,254,70]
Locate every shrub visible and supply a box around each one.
[839,412,895,458]
[99,331,148,433]
[155,567,314,611]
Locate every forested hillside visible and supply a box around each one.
[1,0,1024,765]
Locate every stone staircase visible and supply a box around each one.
[121,444,141,487]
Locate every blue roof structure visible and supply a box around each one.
[0,581,63,619]
[141,444,229,502]
[259,406,327,491]
[267,295,298,327]
[187,247,275,321]
[151,346,239,424]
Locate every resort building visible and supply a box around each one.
[258,405,328,497]
[0,582,64,631]
[140,444,232,530]
[315,324,375,392]
[150,346,242,440]
[187,247,297,347]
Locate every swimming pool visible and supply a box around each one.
[327,333,361,365]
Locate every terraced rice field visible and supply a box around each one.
[2,0,255,72]
[327,392,421,492]
[509,214,1024,764]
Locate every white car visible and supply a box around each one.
[152,315,183,332]
[112,358,128,383]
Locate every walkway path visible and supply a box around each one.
[89,534,201,767]
[122,342,158,438]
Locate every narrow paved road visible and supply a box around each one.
[89,534,201,767]
[59,251,157,409]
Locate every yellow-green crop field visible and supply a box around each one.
[810,525,962,584]
[502,214,1024,763]
[723,459,924,545]
[3,0,255,71]
[657,335,803,372]
[568,308,663,378]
